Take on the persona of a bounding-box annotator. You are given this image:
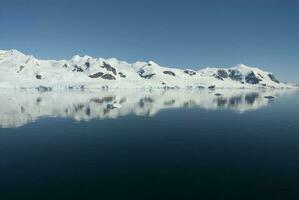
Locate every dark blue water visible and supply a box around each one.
[1,94,299,199]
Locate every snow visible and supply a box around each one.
[0,49,295,90]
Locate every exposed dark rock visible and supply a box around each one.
[17,65,25,73]
[139,73,155,79]
[25,58,30,64]
[163,86,178,90]
[144,74,155,79]
[101,74,116,80]
[229,70,242,81]
[63,64,68,68]
[198,86,205,89]
[214,93,222,96]
[208,85,216,89]
[217,69,228,78]
[118,72,126,78]
[138,69,155,79]
[184,69,196,76]
[258,73,264,79]
[261,84,267,87]
[85,62,90,69]
[245,72,262,84]
[268,74,280,83]
[163,70,176,76]
[214,75,224,81]
[73,65,84,72]
[36,74,42,79]
[89,72,104,78]
[101,62,117,75]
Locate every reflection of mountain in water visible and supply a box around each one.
[0,89,295,128]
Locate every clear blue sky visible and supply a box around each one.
[0,0,298,82]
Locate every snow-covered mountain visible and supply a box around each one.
[0,49,293,89]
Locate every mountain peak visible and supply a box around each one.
[234,64,250,68]
[148,60,159,66]
[0,49,25,57]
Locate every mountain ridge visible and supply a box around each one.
[0,49,294,89]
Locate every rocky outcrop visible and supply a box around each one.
[84,62,90,69]
[139,73,155,79]
[229,69,242,81]
[101,74,116,80]
[268,74,280,83]
[217,69,228,78]
[245,72,262,84]
[118,72,126,78]
[17,65,25,73]
[138,69,155,79]
[214,75,224,81]
[72,65,84,72]
[89,72,104,78]
[36,74,42,79]
[184,69,196,76]
[101,62,117,75]
[163,71,176,76]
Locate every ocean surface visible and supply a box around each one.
[0,89,299,199]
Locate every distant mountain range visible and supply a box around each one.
[0,49,295,89]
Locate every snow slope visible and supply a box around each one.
[0,49,293,89]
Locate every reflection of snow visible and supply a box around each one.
[0,89,296,128]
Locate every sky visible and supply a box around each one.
[0,0,298,82]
